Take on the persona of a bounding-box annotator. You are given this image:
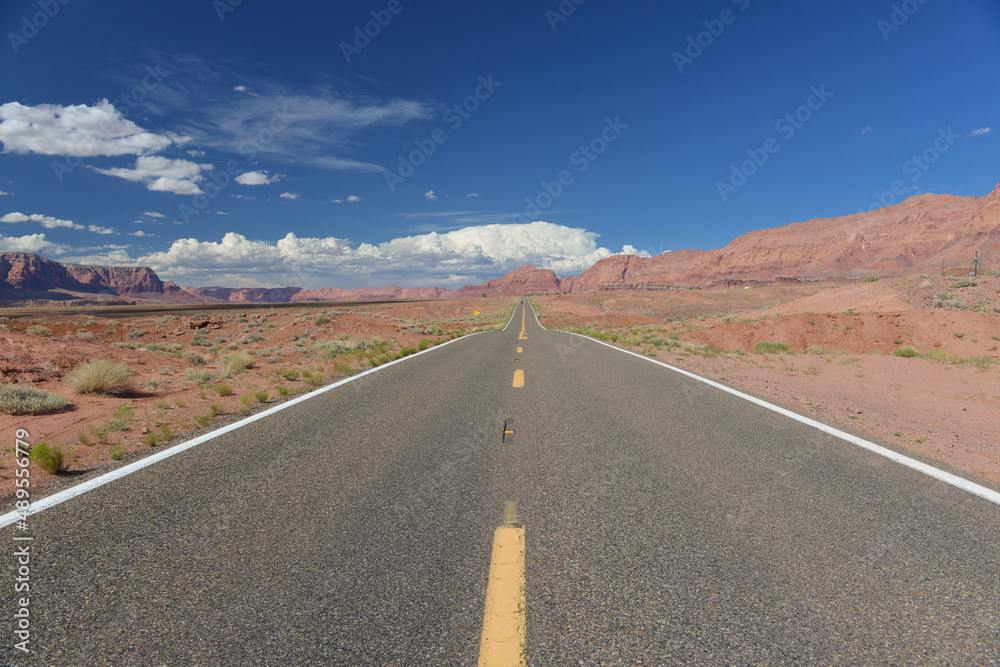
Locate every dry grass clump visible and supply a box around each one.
[221,351,255,376]
[0,385,68,415]
[66,359,132,395]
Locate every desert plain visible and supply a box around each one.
[1,271,998,501]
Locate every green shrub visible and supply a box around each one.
[936,291,952,301]
[126,328,147,340]
[253,390,268,403]
[418,339,430,351]
[108,445,125,460]
[951,280,977,288]
[212,383,233,397]
[194,414,213,427]
[66,360,131,395]
[277,368,299,381]
[893,346,919,358]
[0,385,68,415]
[276,385,290,396]
[29,442,64,474]
[26,325,52,337]
[920,349,950,362]
[753,341,791,354]
[314,314,329,326]
[208,402,224,417]
[424,325,445,335]
[862,275,880,283]
[113,402,134,423]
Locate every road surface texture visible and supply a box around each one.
[3,301,999,665]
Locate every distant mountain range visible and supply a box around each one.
[3,184,998,305]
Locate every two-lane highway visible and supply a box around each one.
[3,300,999,665]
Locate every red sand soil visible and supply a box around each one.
[0,298,511,500]
[534,274,1000,487]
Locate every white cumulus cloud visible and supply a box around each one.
[971,127,992,136]
[0,232,65,254]
[279,192,300,200]
[425,190,438,201]
[0,101,183,157]
[2,211,82,230]
[346,195,361,202]
[124,221,647,289]
[90,156,210,195]
[236,170,280,185]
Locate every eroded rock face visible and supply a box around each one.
[0,253,199,302]
[562,184,1000,292]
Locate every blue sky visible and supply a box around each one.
[1,0,998,288]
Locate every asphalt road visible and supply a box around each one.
[3,301,999,665]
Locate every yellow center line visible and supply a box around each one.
[512,369,524,388]
[478,502,526,667]
[518,306,527,340]
[516,347,522,353]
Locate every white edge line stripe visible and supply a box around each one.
[0,326,500,528]
[539,313,1000,509]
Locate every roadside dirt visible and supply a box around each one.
[534,273,1000,487]
[0,298,512,499]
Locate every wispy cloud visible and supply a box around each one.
[424,190,438,201]
[971,127,992,136]
[279,192,300,200]
[1,212,117,236]
[142,53,435,172]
